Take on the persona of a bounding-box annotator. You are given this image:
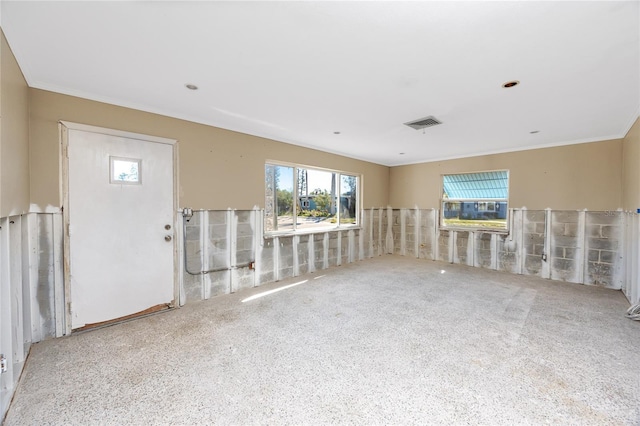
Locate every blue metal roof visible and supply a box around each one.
[443,171,508,199]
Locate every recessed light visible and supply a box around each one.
[502,80,520,88]
[399,152,405,155]
[185,84,198,90]
[530,130,540,134]
[333,131,341,135]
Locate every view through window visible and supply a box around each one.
[265,163,359,234]
[441,170,509,231]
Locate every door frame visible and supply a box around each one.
[59,121,179,335]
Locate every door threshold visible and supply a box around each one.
[72,303,174,333]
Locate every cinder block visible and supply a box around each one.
[499,251,516,273]
[586,225,602,238]
[525,221,538,233]
[210,277,228,297]
[236,223,253,237]
[236,275,253,291]
[185,240,199,255]
[552,236,578,248]
[527,234,544,245]
[236,251,252,264]
[209,211,227,225]
[564,223,578,237]
[564,247,578,260]
[241,236,254,251]
[185,226,200,241]
[587,262,612,286]
[260,271,275,284]
[183,274,202,303]
[601,225,620,239]
[477,249,492,268]
[279,266,294,279]
[588,249,599,262]
[211,239,227,251]
[280,237,294,248]
[552,257,575,272]
[211,253,228,269]
[586,212,621,226]
[589,238,619,251]
[525,255,542,274]
[553,247,565,258]
[599,250,615,264]
[526,210,546,222]
[186,258,202,273]
[210,224,227,239]
[551,223,565,236]
[552,211,579,224]
[235,210,251,223]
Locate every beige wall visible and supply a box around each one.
[29,89,389,211]
[622,116,640,212]
[390,140,623,210]
[0,30,30,217]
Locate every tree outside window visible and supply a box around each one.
[265,163,360,234]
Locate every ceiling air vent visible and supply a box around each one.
[404,116,442,130]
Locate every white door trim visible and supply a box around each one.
[59,121,177,146]
[59,121,179,335]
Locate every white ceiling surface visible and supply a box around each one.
[2,1,639,167]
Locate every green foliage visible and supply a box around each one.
[299,209,330,218]
[315,190,331,212]
[276,189,293,214]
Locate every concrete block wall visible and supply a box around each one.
[181,209,367,304]
[586,212,623,288]
[0,213,64,420]
[364,207,627,294]
[523,210,546,276]
[475,233,494,269]
[4,208,636,420]
[550,210,582,283]
[437,230,451,263]
[623,213,640,304]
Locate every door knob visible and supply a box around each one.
[165,235,172,242]
[165,224,171,230]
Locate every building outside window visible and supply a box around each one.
[265,162,359,235]
[441,170,509,231]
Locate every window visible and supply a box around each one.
[110,157,141,184]
[441,170,509,231]
[265,162,360,234]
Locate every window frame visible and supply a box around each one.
[109,156,142,185]
[440,169,510,233]
[264,160,361,237]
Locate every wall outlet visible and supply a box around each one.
[542,253,547,262]
[0,354,7,373]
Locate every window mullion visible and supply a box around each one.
[336,173,340,228]
[293,166,299,231]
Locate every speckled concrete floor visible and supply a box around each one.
[4,256,640,425]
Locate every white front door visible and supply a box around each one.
[65,125,176,329]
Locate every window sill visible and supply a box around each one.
[439,227,509,235]
[264,225,360,239]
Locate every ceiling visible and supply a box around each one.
[2,1,638,167]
